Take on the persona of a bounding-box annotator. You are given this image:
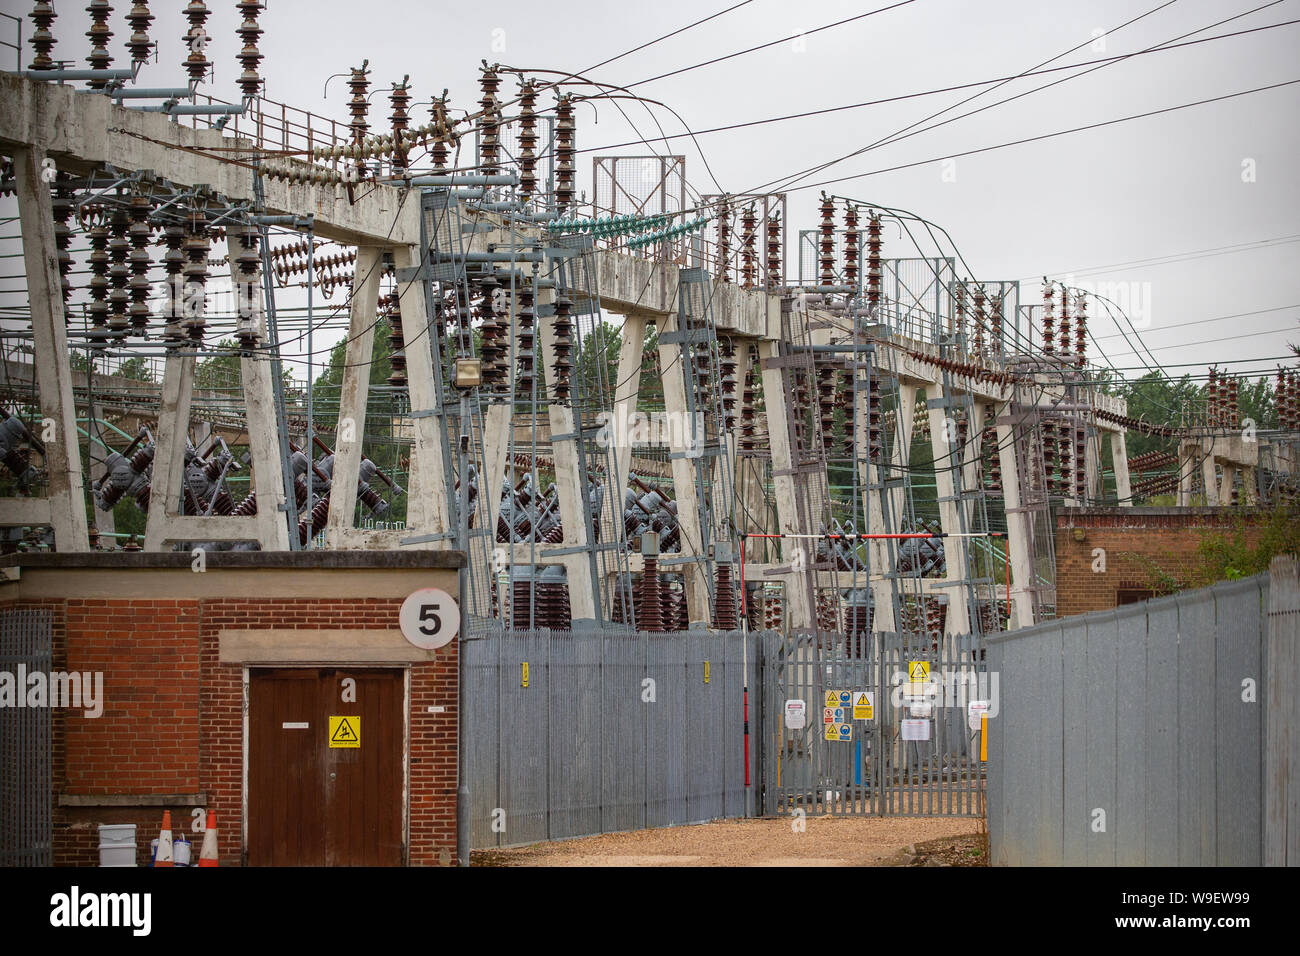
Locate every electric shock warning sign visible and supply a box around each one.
[329,715,360,748]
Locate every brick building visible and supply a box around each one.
[0,551,464,866]
[1054,506,1265,618]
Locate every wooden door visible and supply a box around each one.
[247,668,404,866]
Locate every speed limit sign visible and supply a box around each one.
[399,588,460,650]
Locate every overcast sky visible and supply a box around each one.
[4,0,1298,388]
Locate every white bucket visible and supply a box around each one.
[98,824,138,867]
[174,835,192,867]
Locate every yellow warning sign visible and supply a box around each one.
[329,715,360,748]
[908,661,930,683]
[853,691,874,720]
[824,690,840,708]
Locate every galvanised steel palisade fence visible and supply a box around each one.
[0,609,52,866]
[986,574,1270,866]
[465,625,760,850]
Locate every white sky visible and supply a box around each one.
[4,0,1298,388]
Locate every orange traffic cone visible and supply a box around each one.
[199,810,219,867]
[155,810,174,867]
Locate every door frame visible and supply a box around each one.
[241,663,411,866]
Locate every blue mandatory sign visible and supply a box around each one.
[839,723,852,737]
[838,691,852,707]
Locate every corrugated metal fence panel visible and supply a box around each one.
[0,609,53,867]
[500,630,549,846]
[547,632,603,841]
[987,573,1271,866]
[1266,557,1300,866]
[602,632,645,835]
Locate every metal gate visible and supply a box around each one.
[762,630,990,816]
[0,608,52,865]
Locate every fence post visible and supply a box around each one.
[1266,555,1300,865]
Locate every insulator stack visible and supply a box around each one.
[516,284,536,396]
[840,368,854,457]
[107,207,130,339]
[477,274,505,389]
[867,214,882,317]
[126,2,152,65]
[707,564,738,632]
[51,173,74,310]
[818,193,835,287]
[298,494,331,546]
[182,206,211,342]
[430,93,450,171]
[234,231,261,349]
[1057,419,1071,494]
[667,578,688,632]
[1042,420,1057,491]
[386,277,406,387]
[478,64,501,175]
[868,374,883,463]
[1207,367,1220,428]
[983,423,1001,489]
[1058,287,1071,359]
[1074,292,1087,369]
[636,553,664,631]
[740,207,756,289]
[739,349,758,452]
[1226,377,1239,429]
[554,95,576,215]
[764,587,783,631]
[716,198,731,283]
[952,281,965,340]
[29,2,57,70]
[235,1,264,98]
[550,294,573,403]
[989,289,1004,355]
[182,1,211,83]
[816,591,838,632]
[159,223,185,345]
[389,78,411,173]
[843,204,859,290]
[348,62,371,145]
[792,370,809,451]
[719,337,738,431]
[517,81,538,203]
[85,1,113,87]
[972,285,986,356]
[127,193,153,337]
[1074,422,1086,500]
[744,585,763,631]
[765,213,782,290]
[817,363,835,450]
[1042,284,1055,355]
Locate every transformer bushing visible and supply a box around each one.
[478,64,501,175]
[29,2,57,71]
[766,213,782,290]
[85,1,114,88]
[638,534,665,631]
[348,62,371,145]
[550,293,573,403]
[389,77,411,173]
[843,204,859,290]
[818,194,835,287]
[236,1,264,98]
[182,1,211,83]
[712,560,738,631]
[740,207,756,290]
[517,80,538,202]
[128,193,154,336]
[554,95,576,215]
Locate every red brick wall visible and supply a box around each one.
[3,593,457,867]
[1055,508,1264,618]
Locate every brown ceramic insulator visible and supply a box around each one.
[1042,284,1055,355]
[670,580,688,632]
[29,2,57,70]
[740,207,756,289]
[388,79,411,172]
[476,273,504,388]
[127,193,153,336]
[764,589,783,631]
[181,207,210,342]
[386,285,406,387]
[107,209,130,338]
[478,65,502,175]
[1074,293,1087,369]
[126,2,153,65]
[1227,377,1239,429]
[972,285,986,356]
[298,493,331,546]
[182,1,211,83]
[429,94,451,171]
[348,63,371,144]
[158,224,182,344]
[517,80,538,202]
[1058,422,1071,493]
[818,194,835,287]
[867,214,882,315]
[234,232,262,349]
[1074,422,1086,499]
[816,591,838,632]
[716,197,731,283]
[231,490,259,517]
[638,555,664,631]
[843,204,859,289]
[840,368,854,457]
[952,281,965,341]
[766,213,782,290]
[516,285,536,395]
[550,293,573,403]
[1042,420,1057,490]
[51,173,75,309]
[85,1,113,87]
[983,424,1001,489]
[1058,287,1071,359]
[868,375,882,463]
[988,289,1004,355]
[712,562,738,630]
[554,95,576,215]
[817,363,836,448]
[739,349,758,453]
[235,1,264,97]
[1207,367,1219,428]
[719,336,738,431]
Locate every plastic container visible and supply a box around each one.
[98,824,138,867]
[174,834,191,867]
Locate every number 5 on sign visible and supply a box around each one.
[399,588,460,650]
